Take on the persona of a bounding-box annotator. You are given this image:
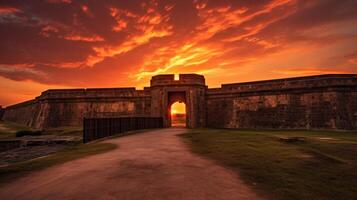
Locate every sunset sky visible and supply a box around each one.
[0,0,357,106]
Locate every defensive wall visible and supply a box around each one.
[2,74,357,130]
[0,106,4,120]
[3,88,151,129]
[206,74,357,130]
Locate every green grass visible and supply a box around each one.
[0,142,116,185]
[44,126,83,137]
[181,129,357,200]
[0,121,33,139]
[0,121,83,139]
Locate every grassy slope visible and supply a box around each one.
[0,121,84,139]
[44,126,83,137]
[0,142,116,185]
[0,121,33,139]
[181,129,357,200]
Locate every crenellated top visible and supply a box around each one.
[150,74,205,87]
[207,74,357,95]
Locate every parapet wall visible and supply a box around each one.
[3,87,151,129]
[150,74,205,87]
[206,74,357,130]
[40,87,149,99]
[207,74,357,95]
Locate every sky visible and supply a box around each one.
[171,102,185,114]
[0,0,356,106]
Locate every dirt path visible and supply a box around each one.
[0,128,264,200]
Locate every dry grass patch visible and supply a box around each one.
[181,129,357,200]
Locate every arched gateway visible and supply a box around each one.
[2,74,357,130]
[149,74,206,128]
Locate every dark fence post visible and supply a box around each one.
[83,117,86,143]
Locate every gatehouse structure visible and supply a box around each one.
[2,74,357,130]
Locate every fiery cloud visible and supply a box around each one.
[64,34,104,42]
[0,6,19,14]
[0,0,357,106]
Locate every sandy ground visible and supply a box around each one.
[0,128,264,200]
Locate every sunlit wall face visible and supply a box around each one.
[1,0,357,106]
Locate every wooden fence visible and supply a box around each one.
[83,117,163,143]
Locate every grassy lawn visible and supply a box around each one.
[0,142,116,185]
[44,126,83,137]
[181,129,357,200]
[0,121,83,139]
[0,121,33,139]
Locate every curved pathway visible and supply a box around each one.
[0,128,264,200]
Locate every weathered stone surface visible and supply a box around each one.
[149,74,206,128]
[3,74,357,130]
[0,106,4,120]
[3,89,151,129]
[206,74,357,130]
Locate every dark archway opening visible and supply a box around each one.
[168,91,187,127]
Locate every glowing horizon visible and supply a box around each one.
[171,102,186,115]
[1,0,357,106]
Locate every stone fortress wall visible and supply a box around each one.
[0,106,4,120]
[3,88,151,129]
[206,74,357,130]
[2,74,357,130]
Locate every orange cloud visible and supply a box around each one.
[0,64,46,82]
[64,34,104,42]
[131,0,296,81]
[86,28,172,66]
[85,4,173,66]
[109,7,135,32]
[134,44,222,80]
[40,25,59,37]
[127,0,295,84]
[112,20,127,32]
[0,7,19,14]
[47,0,71,4]
[194,0,295,43]
[273,68,349,75]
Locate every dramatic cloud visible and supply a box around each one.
[0,0,356,106]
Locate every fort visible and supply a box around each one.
[1,74,357,130]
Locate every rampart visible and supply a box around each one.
[3,88,151,129]
[2,74,357,130]
[206,74,357,130]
